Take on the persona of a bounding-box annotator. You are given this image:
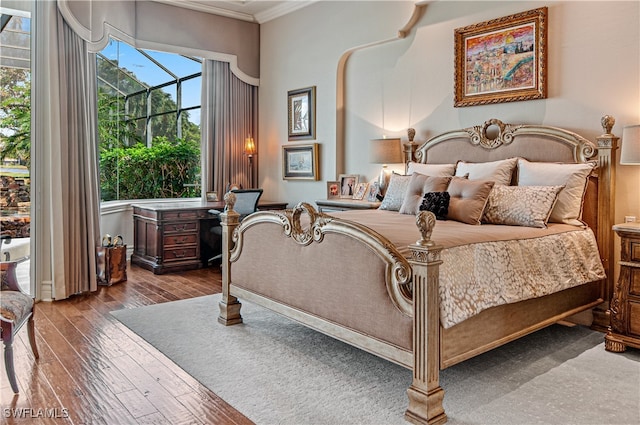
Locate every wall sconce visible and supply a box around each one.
[244,136,257,187]
[370,137,403,193]
[620,124,640,165]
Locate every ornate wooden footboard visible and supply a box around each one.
[217,117,618,425]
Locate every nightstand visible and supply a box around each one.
[315,198,381,213]
[605,222,640,352]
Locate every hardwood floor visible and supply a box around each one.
[0,264,253,425]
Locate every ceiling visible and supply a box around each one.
[153,0,317,24]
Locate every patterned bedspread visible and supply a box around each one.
[331,210,605,328]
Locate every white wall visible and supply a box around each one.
[259,1,640,225]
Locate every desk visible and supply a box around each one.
[132,200,287,274]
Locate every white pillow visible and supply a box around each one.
[517,159,596,226]
[455,157,518,186]
[407,162,456,177]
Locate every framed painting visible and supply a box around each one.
[288,86,316,140]
[338,174,358,198]
[454,7,547,107]
[282,143,319,180]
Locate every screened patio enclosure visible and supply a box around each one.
[97,39,203,201]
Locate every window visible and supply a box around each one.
[0,10,32,294]
[96,39,202,201]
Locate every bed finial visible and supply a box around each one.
[415,211,436,246]
[224,191,236,212]
[404,128,418,167]
[601,115,615,135]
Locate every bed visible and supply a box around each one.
[216,118,616,425]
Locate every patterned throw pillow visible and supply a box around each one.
[378,173,411,211]
[419,192,450,220]
[482,185,564,228]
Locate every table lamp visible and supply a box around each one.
[370,137,403,193]
[620,124,640,165]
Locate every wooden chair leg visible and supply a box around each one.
[3,334,19,393]
[27,316,39,359]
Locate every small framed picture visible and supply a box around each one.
[338,174,358,198]
[352,182,368,200]
[366,181,380,202]
[206,191,218,201]
[282,143,319,180]
[327,181,340,199]
[287,86,316,141]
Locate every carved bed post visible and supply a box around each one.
[405,212,447,425]
[218,192,243,326]
[591,115,619,332]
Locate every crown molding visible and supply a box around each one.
[152,1,317,24]
[254,1,317,24]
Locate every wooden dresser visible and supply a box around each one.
[605,222,640,352]
[132,200,287,274]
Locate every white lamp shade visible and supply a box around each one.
[369,138,403,164]
[620,124,640,165]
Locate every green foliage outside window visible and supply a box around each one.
[99,137,200,201]
[0,68,31,167]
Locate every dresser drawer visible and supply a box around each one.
[163,210,202,220]
[629,301,640,337]
[164,221,198,233]
[632,241,640,262]
[163,247,198,262]
[630,268,640,296]
[164,233,198,246]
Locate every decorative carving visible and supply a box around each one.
[601,115,615,135]
[466,119,520,149]
[223,191,236,212]
[408,127,416,142]
[415,211,436,246]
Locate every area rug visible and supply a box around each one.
[111,295,640,425]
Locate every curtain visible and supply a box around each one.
[201,60,258,198]
[32,1,100,299]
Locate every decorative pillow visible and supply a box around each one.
[419,192,450,220]
[407,162,456,177]
[447,177,495,225]
[517,159,596,226]
[454,157,518,186]
[378,173,411,211]
[399,173,452,215]
[482,185,564,228]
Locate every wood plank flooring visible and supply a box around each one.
[0,264,253,425]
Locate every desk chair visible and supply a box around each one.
[1,261,39,393]
[208,189,263,264]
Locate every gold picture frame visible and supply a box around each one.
[287,86,316,140]
[454,7,547,107]
[282,143,319,180]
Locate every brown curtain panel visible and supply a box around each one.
[201,60,259,197]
